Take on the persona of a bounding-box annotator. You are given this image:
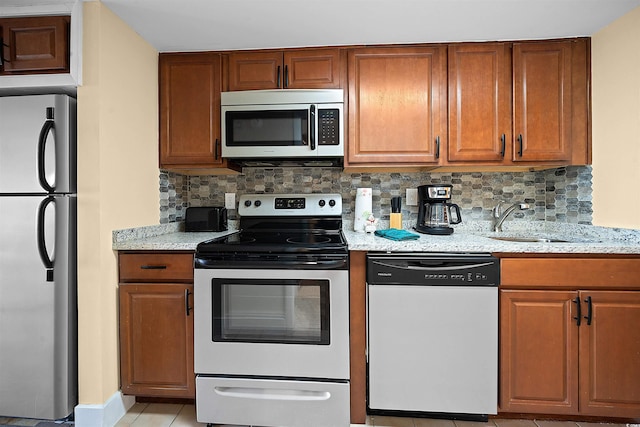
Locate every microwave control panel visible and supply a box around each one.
[318,109,340,146]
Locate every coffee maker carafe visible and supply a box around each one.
[415,184,462,235]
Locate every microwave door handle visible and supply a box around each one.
[310,104,316,151]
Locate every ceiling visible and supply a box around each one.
[1,0,639,51]
[97,0,640,52]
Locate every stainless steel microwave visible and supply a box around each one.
[221,89,344,162]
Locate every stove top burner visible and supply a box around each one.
[286,235,333,245]
[196,229,347,254]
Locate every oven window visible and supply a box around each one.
[212,279,330,345]
[225,110,308,146]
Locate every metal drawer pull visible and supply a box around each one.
[214,386,330,401]
[140,265,167,270]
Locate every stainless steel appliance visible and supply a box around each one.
[194,193,350,427]
[221,89,344,165]
[0,94,77,420]
[367,253,498,420]
[415,184,462,235]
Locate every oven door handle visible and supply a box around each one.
[214,386,330,402]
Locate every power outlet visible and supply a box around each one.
[406,188,418,206]
[225,193,236,210]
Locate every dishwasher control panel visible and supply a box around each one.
[367,253,499,286]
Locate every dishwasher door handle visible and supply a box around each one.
[371,259,495,271]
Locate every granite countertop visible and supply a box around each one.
[113,220,640,254]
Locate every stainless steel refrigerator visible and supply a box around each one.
[0,94,77,420]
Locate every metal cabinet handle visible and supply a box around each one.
[573,296,581,326]
[583,296,593,325]
[0,37,9,66]
[284,65,289,88]
[185,289,192,316]
[500,134,506,157]
[435,136,440,159]
[517,134,523,157]
[214,138,219,160]
[276,65,281,87]
[140,265,167,270]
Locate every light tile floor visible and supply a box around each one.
[114,403,636,427]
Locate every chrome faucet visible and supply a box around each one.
[491,201,530,232]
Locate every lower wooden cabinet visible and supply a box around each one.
[118,252,195,398]
[500,257,640,418]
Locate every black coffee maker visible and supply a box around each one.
[415,184,462,235]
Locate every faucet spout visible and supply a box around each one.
[492,202,530,232]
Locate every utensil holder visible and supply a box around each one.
[389,213,402,229]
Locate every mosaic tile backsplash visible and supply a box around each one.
[159,166,593,225]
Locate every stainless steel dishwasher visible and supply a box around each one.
[366,253,499,421]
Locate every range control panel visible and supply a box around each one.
[367,253,500,287]
[239,193,342,217]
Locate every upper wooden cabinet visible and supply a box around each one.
[347,46,447,165]
[226,48,344,91]
[0,16,70,74]
[159,53,232,171]
[345,38,590,169]
[513,41,573,162]
[446,39,589,166]
[447,43,512,162]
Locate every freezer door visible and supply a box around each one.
[0,94,76,194]
[0,195,77,419]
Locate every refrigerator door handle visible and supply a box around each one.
[38,107,56,193]
[37,196,55,282]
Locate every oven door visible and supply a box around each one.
[194,268,349,380]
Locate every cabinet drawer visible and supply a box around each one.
[501,257,640,289]
[119,252,193,282]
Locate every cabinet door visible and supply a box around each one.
[448,43,511,162]
[513,41,572,162]
[227,51,283,90]
[119,283,195,398]
[1,16,69,73]
[500,290,579,414]
[159,53,225,168]
[284,49,342,89]
[347,47,447,165]
[579,290,640,417]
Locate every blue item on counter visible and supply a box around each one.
[374,229,420,241]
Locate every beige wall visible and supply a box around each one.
[592,6,640,228]
[70,0,639,410]
[77,1,158,404]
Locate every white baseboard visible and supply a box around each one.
[74,391,135,427]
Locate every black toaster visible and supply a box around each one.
[184,207,228,232]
